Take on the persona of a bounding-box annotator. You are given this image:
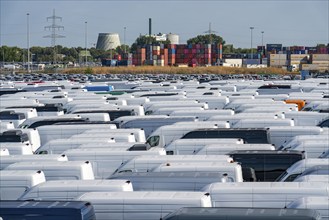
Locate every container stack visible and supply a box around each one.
[204,44,212,66]
[289,46,307,54]
[303,54,329,72]
[269,54,287,67]
[132,48,146,66]
[167,44,176,66]
[175,45,188,65]
[316,45,329,54]
[289,54,309,66]
[266,44,282,54]
[305,47,318,54]
[127,53,133,66]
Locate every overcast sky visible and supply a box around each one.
[1,0,328,49]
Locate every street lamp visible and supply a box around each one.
[250,27,254,59]
[85,21,88,66]
[124,27,126,54]
[27,13,30,73]
[261,31,264,57]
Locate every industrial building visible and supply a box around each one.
[96,33,121,51]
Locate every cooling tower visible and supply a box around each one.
[96,33,121,51]
[167,33,179,44]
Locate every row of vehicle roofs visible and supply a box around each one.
[0,75,328,220]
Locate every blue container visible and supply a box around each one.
[85,85,114,92]
[301,70,310,80]
[243,59,261,65]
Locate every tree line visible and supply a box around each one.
[0,34,259,63]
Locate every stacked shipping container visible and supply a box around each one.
[129,42,327,71]
[301,54,329,71]
[132,48,146,66]
[269,54,288,67]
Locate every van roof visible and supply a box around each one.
[77,191,209,201]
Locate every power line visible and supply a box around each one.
[43,9,65,63]
[204,22,217,44]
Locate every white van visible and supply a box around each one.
[82,128,146,142]
[165,138,244,155]
[19,179,133,201]
[241,106,297,113]
[70,113,111,122]
[224,99,276,110]
[181,96,229,109]
[170,109,234,121]
[232,118,294,128]
[70,133,136,143]
[115,115,197,137]
[35,138,115,154]
[150,107,205,116]
[282,111,329,126]
[152,162,243,182]
[36,124,117,145]
[146,122,221,148]
[0,170,46,200]
[18,114,83,129]
[281,134,329,150]
[143,100,208,114]
[202,182,329,208]
[64,148,166,178]
[276,158,329,182]
[287,197,329,220]
[76,191,212,220]
[196,144,275,155]
[207,113,280,127]
[110,171,237,191]
[5,161,95,180]
[0,154,68,170]
[283,140,329,158]
[268,126,325,149]
[114,155,233,174]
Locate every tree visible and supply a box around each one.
[130,35,171,53]
[187,34,225,45]
[116,45,130,55]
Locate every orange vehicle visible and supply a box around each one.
[285,99,306,111]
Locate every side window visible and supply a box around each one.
[146,135,160,147]
[319,119,329,127]
[118,170,132,173]
[37,150,48,155]
[284,173,300,182]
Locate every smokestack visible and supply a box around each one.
[149,18,152,36]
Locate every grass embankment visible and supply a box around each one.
[61,66,293,75]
